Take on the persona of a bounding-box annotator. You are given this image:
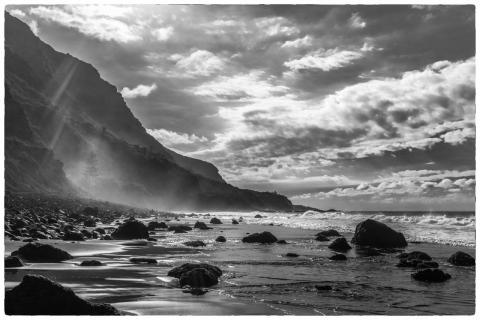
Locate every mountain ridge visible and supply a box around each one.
[4,12,293,211]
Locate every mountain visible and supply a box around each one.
[4,12,293,211]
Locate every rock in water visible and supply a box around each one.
[315,235,329,242]
[315,285,333,291]
[316,230,341,237]
[5,256,24,268]
[329,254,347,261]
[328,237,352,252]
[448,251,475,266]
[232,219,239,225]
[286,253,299,257]
[194,221,211,230]
[148,221,168,230]
[411,269,451,282]
[111,219,148,240]
[215,236,226,242]
[210,217,222,224]
[168,225,192,233]
[62,231,85,241]
[168,263,222,278]
[129,257,157,264]
[242,231,278,244]
[254,214,263,218]
[80,260,103,266]
[11,243,72,262]
[168,263,222,288]
[351,219,407,248]
[397,251,432,261]
[184,240,206,247]
[5,275,120,315]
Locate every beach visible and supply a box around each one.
[5,205,476,315]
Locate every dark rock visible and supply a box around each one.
[184,240,206,247]
[147,237,157,242]
[129,257,157,264]
[80,260,103,266]
[316,229,341,237]
[183,287,208,295]
[351,219,407,248]
[411,268,451,282]
[5,256,24,268]
[328,237,352,252]
[329,254,347,261]
[242,231,278,244]
[168,263,222,279]
[147,221,168,230]
[83,219,96,227]
[215,236,226,242]
[111,219,148,240]
[276,240,288,244]
[210,217,222,224]
[398,251,432,261]
[315,235,329,242]
[448,251,475,266]
[5,275,119,315]
[232,219,239,225]
[168,225,192,233]
[315,285,333,291]
[12,243,72,262]
[62,231,85,241]
[179,268,219,287]
[81,229,92,238]
[254,214,263,218]
[194,221,211,230]
[285,253,299,257]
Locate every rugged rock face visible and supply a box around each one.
[328,237,352,252]
[4,12,293,212]
[11,243,73,262]
[351,219,408,248]
[5,275,120,315]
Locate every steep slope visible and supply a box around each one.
[4,12,293,211]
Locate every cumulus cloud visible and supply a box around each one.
[29,5,141,43]
[281,35,313,48]
[9,9,26,18]
[284,48,364,71]
[171,50,226,77]
[147,128,208,150]
[151,26,173,41]
[349,12,366,29]
[121,83,157,98]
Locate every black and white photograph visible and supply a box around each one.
[3,2,476,316]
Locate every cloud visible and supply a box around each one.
[349,12,366,29]
[284,48,364,71]
[441,127,475,145]
[28,20,39,35]
[151,26,173,41]
[147,128,208,152]
[9,9,25,18]
[121,83,157,98]
[171,50,226,77]
[281,35,313,49]
[29,5,141,43]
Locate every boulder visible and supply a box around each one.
[316,229,341,237]
[276,240,288,244]
[351,219,407,248]
[232,219,239,225]
[168,225,192,233]
[210,218,222,224]
[111,219,148,240]
[242,231,278,244]
[129,257,157,264]
[5,256,24,268]
[194,221,211,230]
[179,268,219,287]
[329,253,347,261]
[12,243,72,262]
[147,221,167,230]
[448,251,475,266]
[254,214,263,218]
[215,236,226,242]
[80,260,103,266]
[5,275,119,315]
[315,235,329,242]
[184,240,206,247]
[411,269,451,282]
[83,219,96,228]
[398,251,431,261]
[168,263,222,278]
[285,253,299,257]
[328,237,352,252]
[315,285,333,291]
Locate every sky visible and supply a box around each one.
[7,4,476,211]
